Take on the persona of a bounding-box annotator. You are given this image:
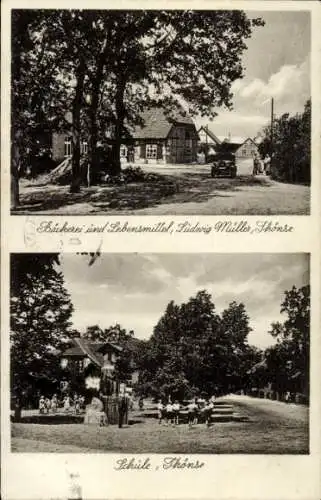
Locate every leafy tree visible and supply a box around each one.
[258,99,311,184]
[99,10,264,174]
[12,9,264,196]
[139,291,254,399]
[219,301,252,391]
[266,285,310,397]
[10,254,74,420]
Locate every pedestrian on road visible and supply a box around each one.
[263,154,271,175]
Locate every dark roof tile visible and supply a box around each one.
[130,107,196,140]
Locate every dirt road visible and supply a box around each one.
[15,161,310,215]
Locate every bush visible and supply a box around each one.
[259,99,311,185]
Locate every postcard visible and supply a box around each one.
[1,1,320,500]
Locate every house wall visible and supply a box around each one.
[236,139,259,158]
[120,125,198,165]
[52,132,66,163]
[166,125,198,164]
[52,124,198,166]
[52,133,88,164]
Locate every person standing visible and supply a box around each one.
[51,394,58,414]
[204,400,214,427]
[187,399,198,428]
[166,401,173,426]
[172,400,180,425]
[39,395,45,414]
[63,395,71,413]
[118,395,127,429]
[74,395,81,414]
[157,400,164,425]
[263,154,271,175]
[45,397,51,414]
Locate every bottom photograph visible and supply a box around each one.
[10,252,309,454]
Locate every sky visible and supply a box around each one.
[60,253,309,349]
[195,11,311,140]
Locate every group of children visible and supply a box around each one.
[39,393,85,415]
[157,396,216,428]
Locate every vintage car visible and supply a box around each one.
[211,152,237,178]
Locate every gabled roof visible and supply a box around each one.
[130,107,196,140]
[239,137,259,147]
[62,338,121,368]
[223,136,245,145]
[197,126,221,145]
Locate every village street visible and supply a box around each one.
[132,159,310,215]
[16,159,310,215]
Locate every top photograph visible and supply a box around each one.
[10,9,311,216]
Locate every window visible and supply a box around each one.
[64,137,72,157]
[146,144,157,159]
[185,139,193,149]
[120,145,127,158]
[80,141,88,155]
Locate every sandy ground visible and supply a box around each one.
[14,160,310,215]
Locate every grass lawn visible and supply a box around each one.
[11,400,309,454]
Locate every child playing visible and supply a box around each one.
[172,400,180,425]
[166,401,173,426]
[203,400,214,427]
[187,399,198,428]
[39,395,45,414]
[157,400,164,425]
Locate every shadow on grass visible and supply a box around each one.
[13,179,179,214]
[11,414,145,426]
[12,174,273,214]
[11,414,84,425]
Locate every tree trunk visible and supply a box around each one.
[89,37,109,185]
[14,405,22,422]
[11,129,23,209]
[111,77,126,177]
[89,92,99,187]
[11,164,20,210]
[70,60,86,194]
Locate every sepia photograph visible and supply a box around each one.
[10,9,311,216]
[10,253,310,454]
